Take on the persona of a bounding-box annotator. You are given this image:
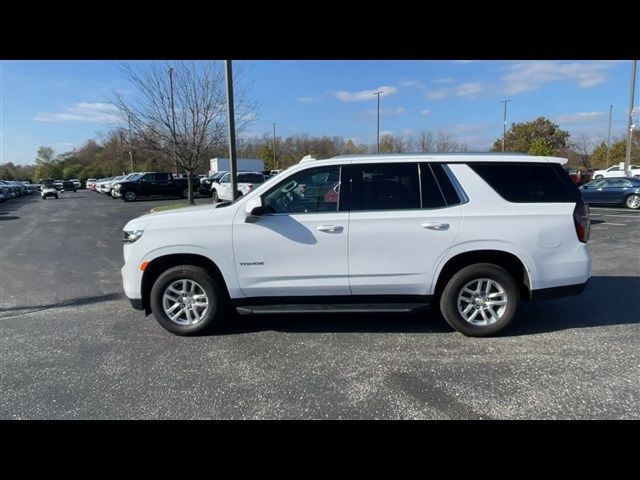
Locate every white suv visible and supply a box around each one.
[121,154,592,337]
[211,171,266,202]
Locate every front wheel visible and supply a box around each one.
[150,265,227,335]
[181,188,189,199]
[625,194,640,209]
[124,191,137,202]
[439,263,519,337]
[595,175,603,179]
[211,190,219,203]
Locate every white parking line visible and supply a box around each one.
[602,222,628,226]
[601,214,640,219]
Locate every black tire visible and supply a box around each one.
[123,190,137,202]
[54,195,58,199]
[181,188,189,199]
[625,194,640,209]
[595,175,603,179]
[211,189,218,203]
[439,263,519,337]
[150,265,228,335]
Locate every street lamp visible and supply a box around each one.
[500,99,511,152]
[374,91,382,153]
[273,123,277,169]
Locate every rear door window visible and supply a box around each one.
[350,163,421,211]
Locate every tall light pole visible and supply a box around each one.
[374,91,382,153]
[500,99,511,152]
[272,123,277,169]
[624,60,637,176]
[225,60,238,202]
[606,104,613,168]
[168,67,179,175]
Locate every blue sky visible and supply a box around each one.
[1,60,638,165]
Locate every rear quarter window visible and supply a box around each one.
[469,163,580,203]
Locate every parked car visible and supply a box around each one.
[70,179,82,189]
[86,178,97,190]
[591,165,640,179]
[61,180,77,193]
[211,171,266,202]
[579,177,640,209]
[563,167,581,185]
[122,153,591,337]
[112,172,191,202]
[198,171,228,197]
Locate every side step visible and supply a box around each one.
[236,303,430,315]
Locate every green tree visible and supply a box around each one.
[528,138,555,156]
[491,117,570,153]
[35,146,58,178]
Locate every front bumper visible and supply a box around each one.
[128,296,144,310]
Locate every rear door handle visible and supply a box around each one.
[422,222,450,230]
[317,225,343,233]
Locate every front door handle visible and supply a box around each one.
[422,222,450,230]
[317,225,343,233]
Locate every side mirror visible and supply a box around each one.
[245,196,264,223]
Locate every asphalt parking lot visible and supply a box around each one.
[1,192,639,419]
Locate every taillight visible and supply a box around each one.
[573,200,590,243]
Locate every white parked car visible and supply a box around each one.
[121,153,592,337]
[211,171,266,202]
[591,165,640,179]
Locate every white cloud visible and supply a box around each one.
[554,111,607,124]
[336,86,397,102]
[239,112,257,121]
[380,130,394,136]
[432,77,455,85]
[34,102,120,124]
[365,107,405,117]
[425,82,484,100]
[420,109,431,115]
[296,96,321,103]
[398,80,419,87]
[401,129,415,137]
[501,62,613,95]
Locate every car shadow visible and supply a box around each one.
[212,276,639,336]
[0,215,20,221]
[0,292,123,314]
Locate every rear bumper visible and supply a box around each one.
[531,280,589,301]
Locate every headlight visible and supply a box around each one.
[122,230,144,243]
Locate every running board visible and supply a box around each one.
[236,303,430,315]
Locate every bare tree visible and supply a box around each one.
[570,133,594,168]
[414,130,436,152]
[114,61,257,204]
[435,132,459,152]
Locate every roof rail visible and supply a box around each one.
[299,155,317,163]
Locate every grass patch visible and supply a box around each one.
[150,202,197,213]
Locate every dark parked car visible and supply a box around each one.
[579,177,640,209]
[111,172,191,202]
[61,181,77,192]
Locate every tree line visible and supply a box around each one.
[2,116,638,184]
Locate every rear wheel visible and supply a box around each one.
[439,263,519,337]
[150,265,227,335]
[625,194,640,209]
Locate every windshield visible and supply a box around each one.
[238,173,265,184]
